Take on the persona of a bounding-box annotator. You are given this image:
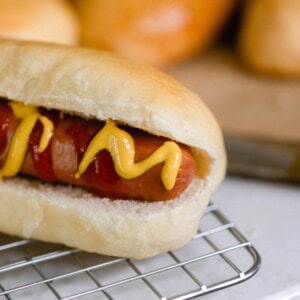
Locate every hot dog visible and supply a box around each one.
[0,39,226,258]
[0,99,196,201]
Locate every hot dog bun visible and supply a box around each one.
[0,0,79,45]
[0,39,226,258]
[75,0,237,67]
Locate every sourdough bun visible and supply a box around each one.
[0,39,226,258]
[0,0,79,45]
[75,0,236,67]
[238,0,300,76]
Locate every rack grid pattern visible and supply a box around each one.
[0,204,261,299]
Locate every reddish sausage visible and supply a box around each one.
[0,100,196,201]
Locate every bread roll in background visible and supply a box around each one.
[238,0,300,76]
[74,0,237,67]
[0,0,79,45]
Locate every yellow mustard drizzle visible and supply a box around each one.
[0,102,54,179]
[0,102,182,191]
[75,120,182,190]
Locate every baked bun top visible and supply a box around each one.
[0,0,79,45]
[0,39,226,193]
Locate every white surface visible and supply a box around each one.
[206,176,300,300]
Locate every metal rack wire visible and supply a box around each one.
[0,204,261,299]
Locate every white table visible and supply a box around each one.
[206,176,300,300]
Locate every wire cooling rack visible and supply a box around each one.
[0,203,261,300]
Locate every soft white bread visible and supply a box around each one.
[0,178,209,259]
[0,0,79,45]
[0,39,226,258]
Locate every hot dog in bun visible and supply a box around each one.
[0,39,226,258]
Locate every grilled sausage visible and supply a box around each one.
[0,101,196,201]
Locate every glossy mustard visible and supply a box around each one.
[75,120,182,190]
[0,102,54,179]
[0,102,182,190]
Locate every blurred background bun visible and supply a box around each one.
[74,0,237,67]
[0,0,79,45]
[238,0,300,76]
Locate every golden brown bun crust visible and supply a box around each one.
[238,0,300,76]
[0,0,79,45]
[0,39,226,258]
[75,0,236,67]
